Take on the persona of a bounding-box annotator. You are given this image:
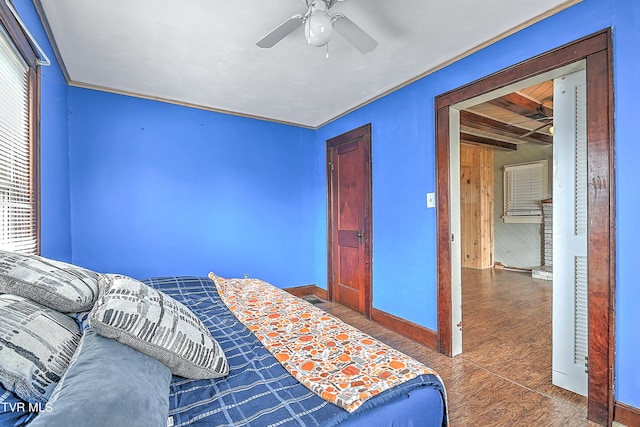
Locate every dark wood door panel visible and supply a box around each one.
[327,124,372,317]
[337,139,359,155]
[336,146,364,232]
[338,246,360,289]
[338,230,361,248]
[336,283,360,311]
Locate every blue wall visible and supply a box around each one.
[609,0,640,409]
[315,82,437,329]
[67,89,317,286]
[16,0,640,410]
[316,0,614,330]
[316,0,639,409]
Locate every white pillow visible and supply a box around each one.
[89,274,229,379]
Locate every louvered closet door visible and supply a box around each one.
[552,68,588,396]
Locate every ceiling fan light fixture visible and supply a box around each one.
[257,0,377,54]
[305,1,333,47]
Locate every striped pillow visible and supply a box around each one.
[0,250,100,313]
[89,274,229,379]
[0,294,81,405]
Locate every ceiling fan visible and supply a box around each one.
[256,0,378,54]
[519,118,553,138]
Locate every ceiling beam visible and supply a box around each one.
[460,132,517,151]
[460,110,553,145]
[488,92,553,120]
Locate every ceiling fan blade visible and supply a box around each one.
[332,14,377,54]
[256,14,304,48]
[520,121,553,138]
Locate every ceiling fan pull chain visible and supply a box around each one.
[326,43,330,59]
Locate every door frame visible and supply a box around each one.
[326,123,373,317]
[435,30,614,424]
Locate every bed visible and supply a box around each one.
[0,251,448,427]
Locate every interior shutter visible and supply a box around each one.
[572,82,588,367]
[552,68,588,396]
[0,27,36,254]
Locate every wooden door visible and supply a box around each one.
[327,124,372,316]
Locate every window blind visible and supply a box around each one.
[503,160,547,220]
[0,27,36,254]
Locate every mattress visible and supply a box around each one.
[143,276,448,427]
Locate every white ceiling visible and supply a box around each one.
[36,0,579,128]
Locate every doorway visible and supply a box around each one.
[435,30,614,424]
[458,67,588,399]
[326,124,373,317]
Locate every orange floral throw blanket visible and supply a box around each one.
[209,272,443,413]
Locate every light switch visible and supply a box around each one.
[426,192,436,208]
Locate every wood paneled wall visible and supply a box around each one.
[460,143,494,269]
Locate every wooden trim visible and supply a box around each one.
[284,285,317,298]
[435,31,609,108]
[68,80,320,130]
[606,31,617,426]
[0,1,38,67]
[436,106,452,356]
[1,4,42,255]
[284,284,326,299]
[372,308,438,350]
[284,286,438,350]
[315,287,328,301]
[614,402,640,427]
[586,44,615,425]
[435,29,614,425]
[326,143,334,304]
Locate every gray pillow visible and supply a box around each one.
[0,250,100,312]
[28,329,171,427]
[89,274,229,379]
[0,294,81,405]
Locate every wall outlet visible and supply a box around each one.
[426,192,436,208]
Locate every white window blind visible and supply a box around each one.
[503,160,548,223]
[0,26,36,254]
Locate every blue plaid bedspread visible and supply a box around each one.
[143,276,446,427]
